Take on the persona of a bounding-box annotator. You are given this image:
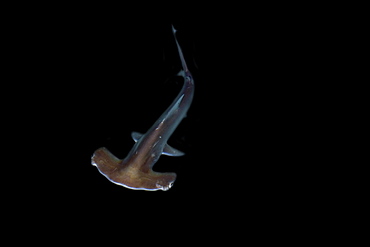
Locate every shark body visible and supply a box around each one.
[92,26,194,191]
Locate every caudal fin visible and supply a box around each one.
[172,25,189,73]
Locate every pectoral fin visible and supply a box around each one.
[131,131,143,142]
[162,144,185,156]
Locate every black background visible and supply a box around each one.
[3,3,334,239]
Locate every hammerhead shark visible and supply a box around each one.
[91,26,194,191]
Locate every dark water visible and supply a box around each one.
[6,7,327,237]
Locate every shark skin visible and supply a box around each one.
[92,26,194,191]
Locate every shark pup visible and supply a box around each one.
[92,26,194,191]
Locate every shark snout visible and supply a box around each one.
[92,147,177,191]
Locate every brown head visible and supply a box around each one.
[92,147,177,191]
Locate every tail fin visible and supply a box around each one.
[172,25,189,73]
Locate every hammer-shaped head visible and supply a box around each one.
[92,147,177,191]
